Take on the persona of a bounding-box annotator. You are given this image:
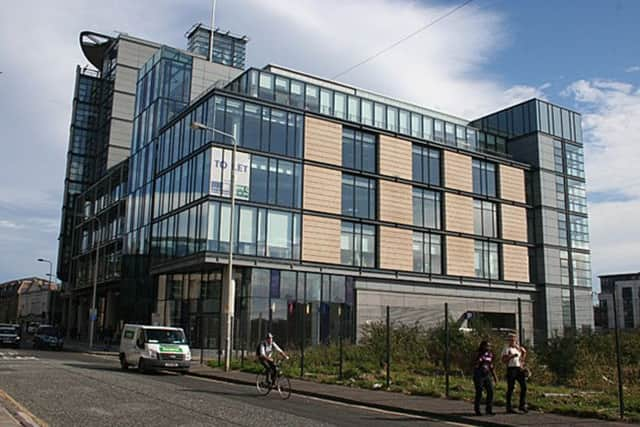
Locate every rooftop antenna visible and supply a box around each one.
[209,0,217,62]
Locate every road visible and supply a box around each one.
[0,347,475,427]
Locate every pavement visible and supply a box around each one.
[58,340,631,426]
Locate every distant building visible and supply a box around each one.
[0,278,60,325]
[0,280,20,323]
[598,272,640,329]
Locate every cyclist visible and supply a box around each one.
[257,333,289,385]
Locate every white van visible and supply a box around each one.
[119,324,191,374]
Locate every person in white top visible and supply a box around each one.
[501,333,527,413]
[257,333,289,384]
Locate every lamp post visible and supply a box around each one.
[88,216,102,349]
[37,258,53,323]
[191,121,237,372]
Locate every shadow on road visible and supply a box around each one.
[63,363,124,373]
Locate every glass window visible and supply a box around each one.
[569,215,590,250]
[565,144,585,178]
[423,117,433,141]
[445,123,455,145]
[412,232,442,274]
[275,76,289,104]
[472,159,497,197]
[342,128,376,173]
[412,188,441,229]
[567,179,587,214]
[334,93,346,119]
[386,107,398,132]
[434,120,444,142]
[474,240,499,280]
[374,103,385,128]
[238,206,257,255]
[320,89,332,115]
[290,80,304,108]
[623,287,634,328]
[243,104,261,150]
[341,221,375,268]
[412,145,440,185]
[269,110,287,155]
[399,110,410,135]
[538,101,549,134]
[258,72,274,100]
[348,96,360,122]
[267,211,292,258]
[361,100,373,126]
[342,174,376,219]
[411,113,422,138]
[250,155,268,204]
[305,85,319,112]
[572,251,592,288]
[473,200,497,237]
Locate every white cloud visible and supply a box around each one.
[625,65,640,73]
[563,79,640,290]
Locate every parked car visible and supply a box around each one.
[33,325,64,350]
[119,324,191,374]
[0,326,21,348]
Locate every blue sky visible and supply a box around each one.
[0,0,638,295]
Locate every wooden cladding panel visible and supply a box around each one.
[499,165,526,203]
[379,227,413,271]
[379,135,412,180]
[302,215,341,264]
[445,193,473,234]
[501,205,528,242]
[303,165,341,214]
[443,151,472,192]
[446,236,475,277]
[503,245,530,282]
[379,180,412,225]
[304,116,342,165]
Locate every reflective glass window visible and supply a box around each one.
[412,232,442,274]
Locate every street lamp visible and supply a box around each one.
[88,216,102,349]
[37,258,53,323]
[191,120,237,372]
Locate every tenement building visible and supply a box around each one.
[57,23,593,348]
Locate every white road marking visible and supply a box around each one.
[0,352,38,360]
[186,374,477,427]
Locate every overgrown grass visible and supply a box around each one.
[207,322,640,423]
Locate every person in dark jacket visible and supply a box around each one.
[473,340,498,416]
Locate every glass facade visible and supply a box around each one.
[340,222,376,268]
[186,25,247,69]
[341,175,376,219]
[227,68,500,155]
[474,241,499,280]
[412,232,442,274]
[342,128,376,173]
[473,200,497,237]
[412,188,441,229]
[412,145,440,185]
[472,159,497,197]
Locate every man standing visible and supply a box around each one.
[257,333,289,384]
[501,333,527,413]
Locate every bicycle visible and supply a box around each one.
[256,358,291,400]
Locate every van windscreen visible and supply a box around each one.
[145,329,186,344]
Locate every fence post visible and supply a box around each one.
[300,303,306,378]
[339,303,344,381]
[386,305,390,389]
[445,302,450,398]
[518,297,524,343]
[612,285,625,419]
[200,316,205,365]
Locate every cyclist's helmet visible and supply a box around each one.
[266,332,273,339]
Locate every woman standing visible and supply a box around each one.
[501,333,527,413]
[473,340,497,416]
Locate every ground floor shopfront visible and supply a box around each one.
[153,263,535,351]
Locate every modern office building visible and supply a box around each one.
[598,273,640,330]
[57,23,593,348]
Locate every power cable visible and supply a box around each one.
[331,0,475,80]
